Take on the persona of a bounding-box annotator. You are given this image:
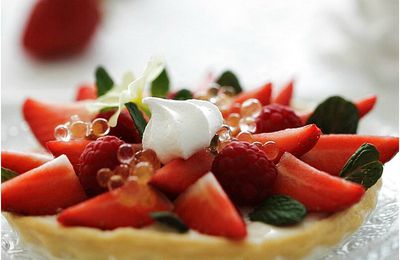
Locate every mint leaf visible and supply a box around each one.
[125,102,147,139]
[306,96,359,134]
[150,211,189,233]
[151,68,170,98]
[95,66,114,97]
[340,143,383,189]
[1,167,18,183]
[216,70,242,94]
[99,106,118,113]
[249,195,306,226]
[174,89,193,100]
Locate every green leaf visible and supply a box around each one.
[151,68,170,98]
[173,89,193,100]
[2,167,18,183]
[306,96,359,134]
[216,70,242,94]
[150,211,189,233]
[340,143,383,189]
[125,102,147,139]
[249,195,307,226]
[99,106,118,113]
[95,66,114,97]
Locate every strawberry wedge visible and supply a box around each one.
[174,173,247,239]
[23,98,94,146]
[273,80,293,106]
[1,150,53,174]
[150,149,214,196]
[58,182,173,230]
[301,135,399,176]
[299,95,378,124]
[1,155,86,215]
[240,124,321,160]
[46,139,92,173]
[273,153,365,212]
[224,83,272,117]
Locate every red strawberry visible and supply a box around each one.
[95,109,141,143]
[23,98,94,147]
[150,149,213,196]
[174,173,247,239]
[1,155,87,215]
[75,84,97,101]
[78,136,125,196]
[46,139,92,173]
[299,96,378,124]
[22,0,100,58]
[301,135,399,176]
[58,181,173,230]
[245,124,321,160]
[1,150,53,174]
[224,83,272,117]
[255,104,302,133]
[212,141,277,206]
[273,80,293,106]
[273,153,365,212]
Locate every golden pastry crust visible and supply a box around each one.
[4,181,381,260]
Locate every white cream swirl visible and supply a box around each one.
[142,97,223,164]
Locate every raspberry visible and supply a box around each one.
[212,141,277,206]
[78,136,124,196]
[255,104,302,133]
[95,109,141,143]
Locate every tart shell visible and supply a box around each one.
[4,181,380,260]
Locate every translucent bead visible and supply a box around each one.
[261,141,280,161]
[96,168,114,188]
[54,125,70,142]
[114,164,130,180]
[226,113,241,128]
[134,162,154,184]
[216,125,232,142]
[117,144,135,164]
[239,117,257,133]
[237,131,253,142]
[70,121,89,139]
[240,98,262,118]
[215,94,232,110]
[135,149,161,170]
[91,118,110,137]
[107,175,125,191]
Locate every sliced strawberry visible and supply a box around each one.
[75,84,97,101]
[1,155,86,215]
[299,96,378,124]
[224,83,272,117]
[273,153,365,212]
[23,98,94,147]
[174,173,247,239]
[301,135,399,176]
[46,139,92,173]
[57,182,173,230]
[1,150,53,174]
[22,0,100,58]
[241,124,321,160]
[149,149,213,196]
[355,95,377,118]
[273,80,293,106]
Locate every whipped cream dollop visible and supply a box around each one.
[142,97,223,164]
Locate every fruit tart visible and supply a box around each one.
[2,58,399,260]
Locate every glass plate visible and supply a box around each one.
[1,107,398,260]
